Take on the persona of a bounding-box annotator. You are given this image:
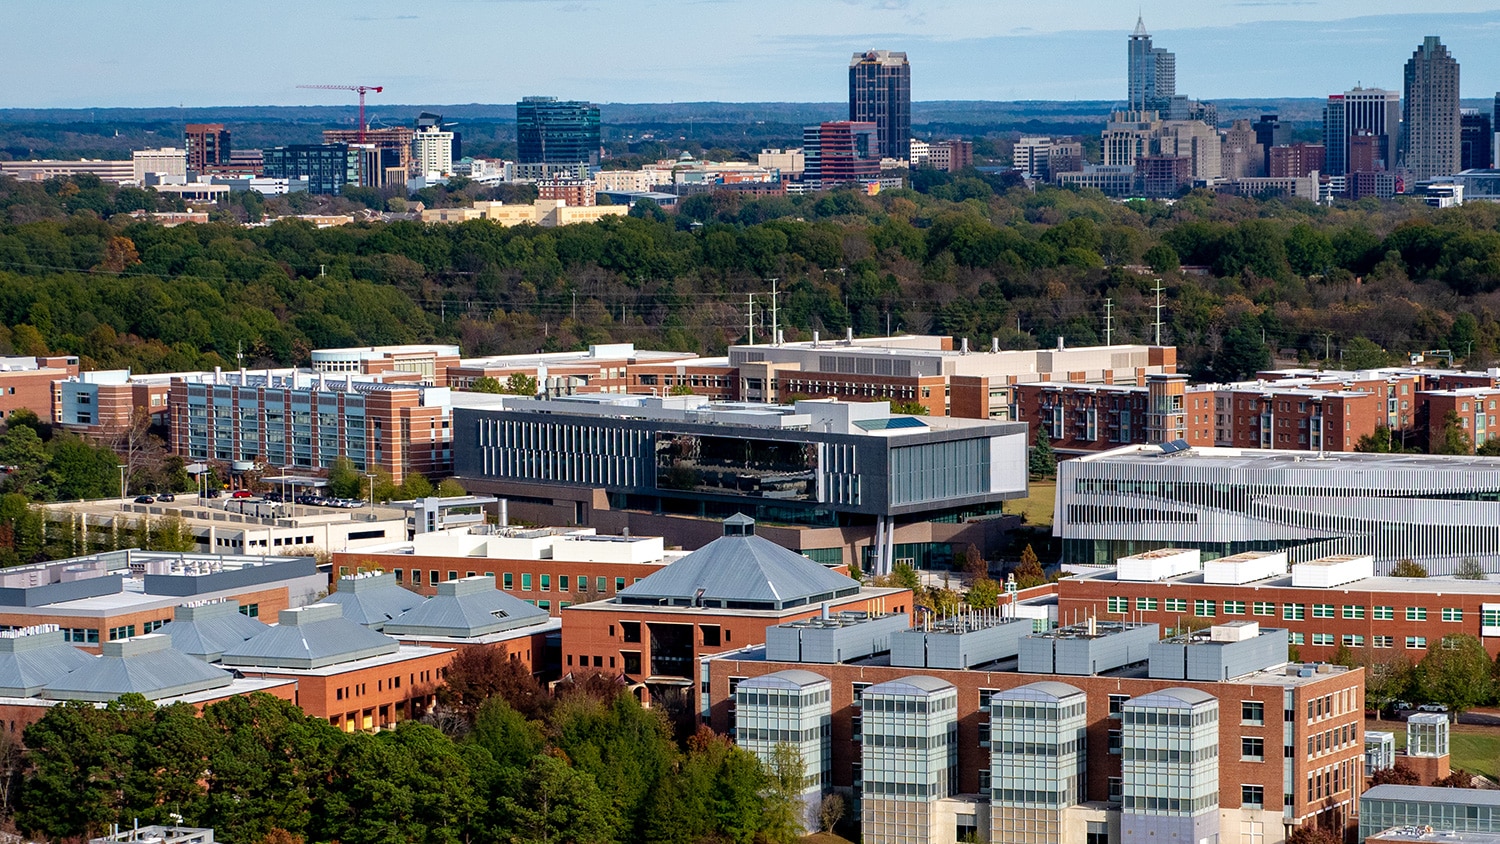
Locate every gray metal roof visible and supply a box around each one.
[1362,785,1500,807]
[321,572,425,629]
[865,675,956,696]
[155,600,270,662]
[739,669,831,691]
[617,534,859,610]
[1124,687,1218,708]
[219,603,399,670]
[42,634,233,702]
[381,576,548,638]
[995,681,1086,703]
[0,628,97,696]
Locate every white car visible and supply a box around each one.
[1417,704,1449,713]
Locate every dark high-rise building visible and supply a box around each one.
[1461,109,1492,171]
[515,97,601,168]
[1402,35,1461,180]
[848,50,911,161]
[1251,114,1288,174]
[1127,16,1175,113]
[184,123,230,172]
[262,144,352,195]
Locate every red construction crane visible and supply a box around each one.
[297,84,383,143]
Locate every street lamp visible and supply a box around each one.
[118,464,127,507]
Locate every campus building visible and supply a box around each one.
[331,524,681,614]
[1058,547,1500,660]
[1360,786,1500,842]
[453,395,1028,569]
[0,550,325,651]
[727,336,1177,420]
[167,369,453,484]
[706,615,1363,844]
[309,345,461,386]
[561,516,913,702]
[1054,443,1500,573]
[0,355,79,423]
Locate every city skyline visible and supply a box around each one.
[2,2,1499,108]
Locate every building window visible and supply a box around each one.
[1283,604,1305,621]
[1312,604,1334,619]
[1442,635,1463,650]
[502,573,513,590]
[1135,597,1158,611]
[1289,632,1304,645]
[978,722,991,747]
[1311,633,1334,646]
[1374,605,1394,620]
[540,574,551,592]
[1224,600,1246,615]
[1242,785,1264,809]
[1107,596,1129,613]
[521,574,533,591]
[1407,607,1428,621]
[1253,601,1275,616]
[1342,605,1365,619]
[239,604,259,618]
[1406,636,1428,650]
[979,688,1000,712]
[978,770,991,796]
[615,577,626,592]
[1108,729,1122,754]
[1342,634,1365,648]
[1108,694,1130,717]
[1242,701,1265,725]
[1194,599,1216,617]
[1164,598,1187,613]
[1242,737,1264,761]
[1442,608,1463,622]
[559,575,570,592]
[1374,635,1394,648]
[1108,777,1123,802]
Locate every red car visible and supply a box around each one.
[230,490,254,499]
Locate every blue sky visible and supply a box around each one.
[3,0,1499,107]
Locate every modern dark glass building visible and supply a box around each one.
[1461,109,1493,171]
[262,144,352,195]
[516,97,601,167]
[848,50,910,161]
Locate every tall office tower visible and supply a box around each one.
[1323,88,1401,176]
[1252,114,1288,174]
[860,676,958,844]
[1403,36,1461,180]
[849,50,911,161]
[1121,689,1220,844]
[989,683,1088,844]
[184,123,230,172]
[733,671,831,833]
[1128,16,1175,113]
[515,96,602,170]
[1461,109,1492,170]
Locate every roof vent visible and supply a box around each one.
[723,513,756,537]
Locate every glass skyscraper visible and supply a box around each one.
[1127,17,1175,114]
[515,96,601,169]
[848,50,911,161]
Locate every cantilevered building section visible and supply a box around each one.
[1055,443,1500,573]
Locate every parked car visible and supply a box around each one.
[263,493,283,503]
[157,493,175,502]
[1417,703,1449,713]
[133,495,155,504]
[230,490,254,499]
[203,489,220,499]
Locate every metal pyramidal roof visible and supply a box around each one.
[155,600,270,662]
[321,571,425,630]
[219,603,400,670]
[0,627,97,697]
[617,530,860,611]
[42,634,233,702]
[1133,15,1149,38]
[383,575,549,638]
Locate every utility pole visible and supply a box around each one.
[746,293,757,345]
[572,291,577,323]
[1151,282,1166,346]
[1104,298,1114,346]
[767,279,779,345]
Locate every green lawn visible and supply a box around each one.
[1372,724,1500,780]
[1005,480,1056,528]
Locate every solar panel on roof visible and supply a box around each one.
[1158,440,1190,454]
